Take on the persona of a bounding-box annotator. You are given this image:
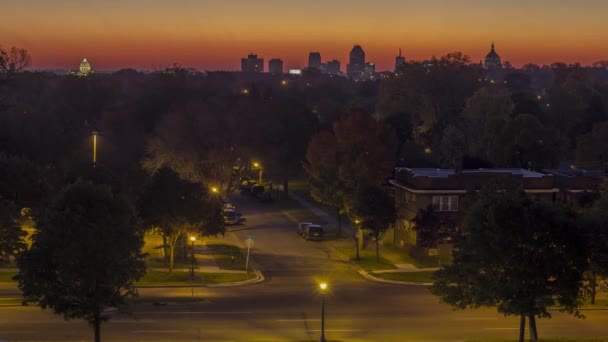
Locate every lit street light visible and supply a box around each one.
[211,187,219,194]
[190,236,196,281]
[91,131,98,167]
[354,219,361,260]
[253,162,263,184]
[319,282,328,342]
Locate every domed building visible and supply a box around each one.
[484,42,502,70]
[79,58,93,76]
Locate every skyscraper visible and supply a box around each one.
[347,45,365,80]
[241,53,264,72]
[395,48,406,73]
[268,59,283,74]
[308,52,322,69]
[326,59,341,75]
[365,63,376,80]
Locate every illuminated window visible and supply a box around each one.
[432,196,458,212]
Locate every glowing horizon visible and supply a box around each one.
[1,0,607,71]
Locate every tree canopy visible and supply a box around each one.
[431,183,586,341]
[15,181,146,342]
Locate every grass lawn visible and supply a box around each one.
[335,245,396,271]
[146,258,192,269]
[0,271,17,283]
[206,243,246,270]
[136,270,255,286]
[0,298,22,306]
[373,271,435,283]
[466,340,608,342]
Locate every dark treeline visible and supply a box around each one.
[2,47,608,210]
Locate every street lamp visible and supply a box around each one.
[355,219,361,260]
[211,187,219,194]
[91,131,98,167]
[253,162,263,184]
[190,236,196,281]
[319,282,328,342]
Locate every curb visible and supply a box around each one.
[135,270,263,289]
[329,246,432,287]
[207,269,264,287]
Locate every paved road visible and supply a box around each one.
[1,195,608,341]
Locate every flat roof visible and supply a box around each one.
[395,168,547,178]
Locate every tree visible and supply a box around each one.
[579,189,608,304]
[412,205,457,249]
[431,183,586,341]
[15,181,146,342]
[576,120,608,169]
[138,168,224,271]
[304,113,398,243]
[349,185,395,262]
[494,114,566,169]
[0,46,31,75]
[304,131,346,236]
[0,198,26,264]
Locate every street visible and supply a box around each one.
[1,195,608,341]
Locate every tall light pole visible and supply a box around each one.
[190,236,196,281]
[92,131,98,167]
[354,219,361,260]
[253,162,263,184]
[319,282,328,342]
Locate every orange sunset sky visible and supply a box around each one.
[1,0,607,71]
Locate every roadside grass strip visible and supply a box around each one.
[0,271,17,283]
[0,298,23,306]
[373,271,435,283]
[466,339,608,342]
[206,243,246,270]
[136,270,255,286]
[335,246,397,272]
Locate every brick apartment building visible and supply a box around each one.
[386,167,604,250]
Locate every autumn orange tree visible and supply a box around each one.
[305,112,397,243]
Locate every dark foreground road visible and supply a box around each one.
[1,196,607,341]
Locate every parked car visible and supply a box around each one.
[223,202,236,211]
[256,191,273,202]
[250,185,265,197]
[302,224,324,241]
[223,209,240,225]
[297,222,313,236]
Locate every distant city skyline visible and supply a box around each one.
[2,0,607,71]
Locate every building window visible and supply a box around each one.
[432,195,459,212]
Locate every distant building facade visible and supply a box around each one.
[395,48,406,73]
[484,42,502,69]
[347,45,365,80]
[364,62,376,80]
[326,59,341,75]
[308,52,322,69]
[241,53,264,72]
[268,59,283,74]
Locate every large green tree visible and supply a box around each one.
[138,168,224,271]
[431,183,586,341]
[15,181,146,342]
[0,198,26,264]
[348,185,395,263]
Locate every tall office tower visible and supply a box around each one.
[347,45,365,80]
[268,58,283,74]
[308,52,322,69]
[241,53,264,72]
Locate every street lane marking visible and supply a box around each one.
[134,311,252,314]
[309,329,361,332]
[452,317,498,320]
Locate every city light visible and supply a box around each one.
[319,282,327,291]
